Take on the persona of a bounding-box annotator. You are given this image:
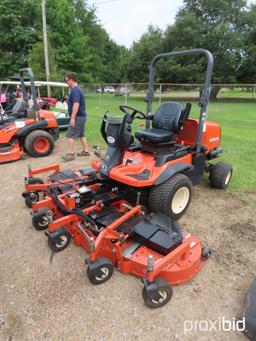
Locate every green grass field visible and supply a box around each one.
[75,94,256,192]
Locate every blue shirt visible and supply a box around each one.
[68,85,86,117]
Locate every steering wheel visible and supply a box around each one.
[119,105,147,120]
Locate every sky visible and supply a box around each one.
[86,0,184,47]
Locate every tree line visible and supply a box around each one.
[0,0,255,98]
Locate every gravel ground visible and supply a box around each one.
[0,137,255,341]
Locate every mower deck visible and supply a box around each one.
[23,164,99,207]
[35,188,208,308]
[0,141,23,163]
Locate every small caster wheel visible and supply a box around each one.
[24,192,39,208]
[86,258,113,285]
[202,246,212,259]
[47,229,71,252]
[142,278,173,309]
[32,210,49,231]
[209,162,233,189]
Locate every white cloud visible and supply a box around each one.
[87,0,184,47]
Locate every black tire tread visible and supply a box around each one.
[32,211,49,231]
[142,278,173,309]
[25,195,33,208]
[209,162,232,189]
[149,173,192,220]
[87,261,113,285]
[47,230,71,252]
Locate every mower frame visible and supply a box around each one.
[145,48,213,154]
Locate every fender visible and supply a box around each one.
[15,120,47,138]
[154,163,193,186]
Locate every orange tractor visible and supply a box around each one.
[22,49,232,308]
[0,68,59,163]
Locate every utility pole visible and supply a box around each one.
[41,0,51,97]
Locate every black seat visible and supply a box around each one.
[1,99,27,123]
[135,102,190,144]
[12,99,27,115]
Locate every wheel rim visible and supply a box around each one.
[39,216,48,227]
[95,267,109,281]
[34,137,50,153]
[171,187,190,214]
[30,193,38,204]
[225,171,232,185]
[55,235,68,248]
[152,290,167,304]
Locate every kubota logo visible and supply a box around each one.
[107,136,115,144]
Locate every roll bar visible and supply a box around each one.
[145,48,214,153]
[19,68,40,111]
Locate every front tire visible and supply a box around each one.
[24,192,39,208]
[149,173,192,220]
[32,211,49,231]
[86,258,113,285]
[209,162,232,189]
[142,279,173,309]
[25,130,54,158]
[47,229,71,252]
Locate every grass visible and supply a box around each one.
[69,94,256,192]
[218,88,256,99]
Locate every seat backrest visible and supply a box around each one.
[178,102,192,129]
[12,99,27,115]
[152,102,184,134]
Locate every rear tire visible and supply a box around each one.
[149,173,192,220]
[25,130,54,158]
[209,162,232,189]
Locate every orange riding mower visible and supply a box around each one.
[23,49,232,221]
[0,68,59,164]
[30,184,211,309]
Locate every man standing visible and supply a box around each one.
[62,73,90,161]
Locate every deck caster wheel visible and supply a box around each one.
[209,162,233,189]
[86,257,113,285]
[32,210,49,231]
[23,192,39,208]
[142,278,173,309]
[201,246,212,259]
[47,228,71,252]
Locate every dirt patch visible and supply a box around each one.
[0,137,255,341]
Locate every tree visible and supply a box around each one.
[237,4,256,84]
[71,0,124,83]
[44,0,92,82]
[0,0,125,83]
[126,25,164,82]
[0,0,39,78]
[163,0,247,99]
[29,41,60,81]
